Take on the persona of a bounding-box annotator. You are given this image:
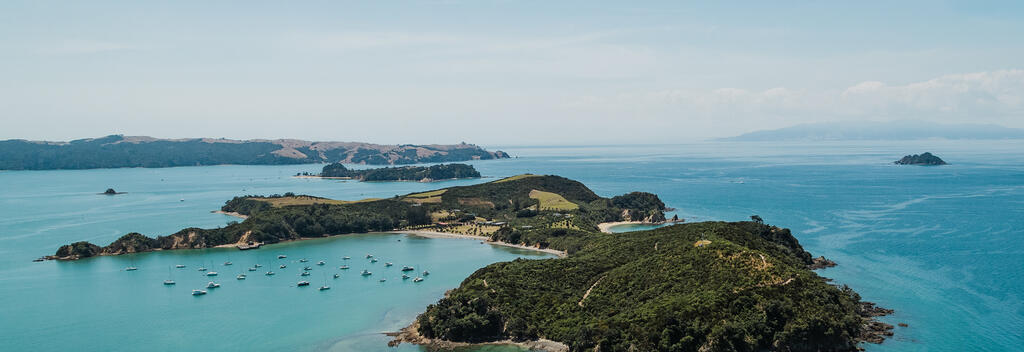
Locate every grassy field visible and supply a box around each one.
[493,174,540,183]
[405,189,447,198]
[529,190,579,210]
[252,196,380,207]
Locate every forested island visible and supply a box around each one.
[296,163,481,182]
[48,174,892,350]
[894,152,947,165]
[0,135,508,170]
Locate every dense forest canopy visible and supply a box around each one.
[416,222,870,351]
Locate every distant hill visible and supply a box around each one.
[721,121,1024,141]
[0,135,509,170]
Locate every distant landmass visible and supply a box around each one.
[0,135,509,170]
[298,163,481,182]
[721,121,1024,141]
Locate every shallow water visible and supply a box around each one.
[1,140,1022,351]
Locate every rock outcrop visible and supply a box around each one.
[894,152,947,165]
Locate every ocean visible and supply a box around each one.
[1,141,1021,351]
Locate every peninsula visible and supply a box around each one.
[0,135,508,170]
[296,163,481,182]
[48,174,892,350]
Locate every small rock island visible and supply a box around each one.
[102,188,120,195]
[894,152,947,165]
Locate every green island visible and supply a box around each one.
[296,163,482,182]
[48,174,892,351]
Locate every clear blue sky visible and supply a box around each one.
[1,1,1022,144]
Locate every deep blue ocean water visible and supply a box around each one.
[1,141,1021,351]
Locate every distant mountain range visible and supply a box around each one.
[720,121,1024,141]
[0,135,509,170]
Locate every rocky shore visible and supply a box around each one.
[387,320,569,352]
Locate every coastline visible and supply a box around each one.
[387,320,569,352]
[293,175,482,183]
[597,220,683,233]
[386,230,567,258]
[212,210,248,219]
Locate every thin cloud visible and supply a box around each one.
[40,40,135,55]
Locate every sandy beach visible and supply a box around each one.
[387,230,567,258]
[597,221,644,233]
[212,210,248,219]
[597,220,684,234]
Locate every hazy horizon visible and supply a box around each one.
[2,1,1023,145]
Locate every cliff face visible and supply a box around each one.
[894,152,947,165]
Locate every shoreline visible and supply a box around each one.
[597,219,683,233]
[386,230,567,258]
[387,320,569,352]
[293,175,482,183]
[211,210,248,219]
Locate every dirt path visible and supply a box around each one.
[578,275,606,307]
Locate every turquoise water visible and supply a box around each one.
[2,141,1022,351]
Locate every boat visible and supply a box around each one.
[248,267,257,272]
[303,266,312,270]
[254,263,262,268]
[206,282,220,289]
[365,254,373,258]
[299,258,308,263]
[175,264,186,268]
[192,290,207,296]
[265,271,275,276]
[223,262,232,266]
[370,258,378,263]
[164,267,175,285]
[317,261,325,266]
[339,265,350,270]
[237,242,262,250]
[33,258,44,262]
[319,285,330,291]
[297,281,310,287]
[125,266,138,271]
[278,255,287,259]
[197,267,207,271]
[237,274,246,280]
[402,274,410,280]
[333,274,340,278]
[300,271,310,276]
[206,271,218,276]
[280,264,287,269]
[413,277,424,282]
[401,266,414,271]
[379,278,386,282]
[422,270,430,276]
[385,262,393,267]
[361,270,372,276]
[342,256,351,260]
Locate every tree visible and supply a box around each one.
[750,215,764,224]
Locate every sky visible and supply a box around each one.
[1,1,1023,145]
